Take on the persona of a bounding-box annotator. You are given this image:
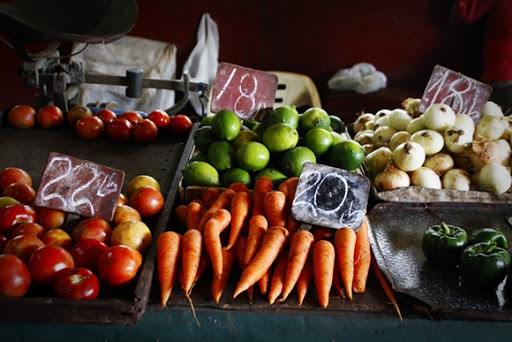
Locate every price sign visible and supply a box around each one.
[210,62,278,121]
[34,152,125,221]
[291,162,370,231]
[419,65,492,123]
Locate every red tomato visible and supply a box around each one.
[96,109,117,124]
[53,267,100,300]
[28,245,74,287]
[8,104,36,129]
[133,119,158,143]
[36,207,67,231]
[42,228,73,250]
[97,245,142,287]
[75,116,105,140]
[169,114,193,136]
[67,104,93,127]
[3,183,36,205]
[0,204,37,235]
[71,217,112,244]
[0,234,8,252]
[0,167,32,191]
[70,239,108,271]
[117,193,128,206]
[119,111,143,126]
[36,105,64,129]
[128,186,164,218]
[4,234,45,263]
[10,222,45,239]
[106,118,134,141]
[147,110,170,130]
[0,254,31,297]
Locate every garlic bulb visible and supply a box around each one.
[454,113,475,136]
[481,101,504,118]
[406,116,427,135]
[371,126,397,147]
[389,131,411,152]
[468,140,502,170]
[423,153,454,176]
[393,142,426,172]
[354,130,373,146]
[442,168,471,191]
[401,97,422,118]
[422,103,456,132]
[374,164,410,191]
[353,113,376,133]
[364,146,393,178]
[374,109,392,121]
[410,167,442,189]
[444,125,473,153]
[388,108,413,131]
[477,163,511,194]
[474,116,507,141]
[410,129,444,155]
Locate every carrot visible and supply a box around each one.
[313,239,335,309]
[332,258,345,298]
[197,188,235,233]
[353,216,371,294]
[244,215,268,267]
[264,190,287,228]
[193,252,211,285]
[251,176,273,217]
[212,248,236,304]
[179,229,202,326]
[268,251,288,304]
[202,187,220,208]
[232,235,247,270]
[297,255,313,305]
[191,198,205,206]
[334,227,356,300]
[371,250,402,321]
[175,204,188,226]
[233,226,289,298]
[157,231,181,308]
[229,182,250,193]
[281,178,300,239]
[204,208,232,279]
[277,176,299,197]
[258,267,271,295]
[311,226,335,242]
[225,191,251,250]
[186,201,205,231]
[280,229,314,302]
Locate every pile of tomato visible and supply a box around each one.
[0,167,165,300]
[7,104,194,142]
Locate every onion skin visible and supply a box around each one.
[410,167,442,189]
[423,153,454,176]
[477,163,512,195]
[442,169,472,191]
[374,164,410,191]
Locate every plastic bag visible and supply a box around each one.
[328,62,387,94]
[182,13,219,115]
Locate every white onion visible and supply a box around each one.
[374,164,410,191]
[442,168,471,191]
[468,140,503,170]
[364,120,375,131]
[406,116,426,134]
[393,142,426,172]
[477,163,511,194]
[374,115,390,129]
[444,125,473,153]
[496,139,511,165]
[389,131,411,152]
[402,97,422,118]
[354,130,373,145]
[423,103,456,132]
[388,108,413,131]
[452,150,474,172]
[364,146,393,178]
[454,113,475,136]
[374,109,392,121]
[423,153,454,176]
[474,116,507,141]
[362,143,376,155]
[410,129,444,155]
[353,113,375,133]
[410,167,442,189]
[371,126,397,147]
[481,101,504,118]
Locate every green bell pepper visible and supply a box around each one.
[422,222,468,267]
[468,228,508,249]
[460,242,511,289]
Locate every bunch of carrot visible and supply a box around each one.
[156,176,372,311]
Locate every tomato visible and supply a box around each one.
[97,245,142,287]
[0,234,8,252]
[67,104,92,127]
[3,183,36,205]
[42,228,73,250]
[36,207,67,231]
[10,222,45,239]
[128,186,164,218]
[71,217,112,244]
[117,193,128,206]
[29,245,74,287]
[8,104,36,129]
[36,105,64,129]
[96,109,117,124]
[169,114,193,136]
[53,267,100,299]
[112,204,141,226]
[0,167,32,191]
[119,111,143,126]
[69,239,108,271]
[0,254,31,297]
[147,110,170,130]
[133,119,158,143]
[75,116,105,140]
[106,118,134,141]
[110,220,152,254]
[0,204,37,235]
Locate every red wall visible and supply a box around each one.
[0,0,484,109]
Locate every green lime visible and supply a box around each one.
[211,109,241,141]
[330,131,345,145]
[326,140,365,171]
[281,146,317,177]
[265,105,299,129]
[304,127,333,156]
[255,168,288,188]
[329,115,344,133]
[242,119,259,130]
[181,161,220,187]
[231,130,259,151]
[189,151,209,163]
[222,167,252,188]
[235,141,270,172]
[200,114,215,127]
[262,123,299,153]
[299,107,331,133]
[208,140,235,172]
[193,126,217,153]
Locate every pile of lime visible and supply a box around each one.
[181,106,364,189]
